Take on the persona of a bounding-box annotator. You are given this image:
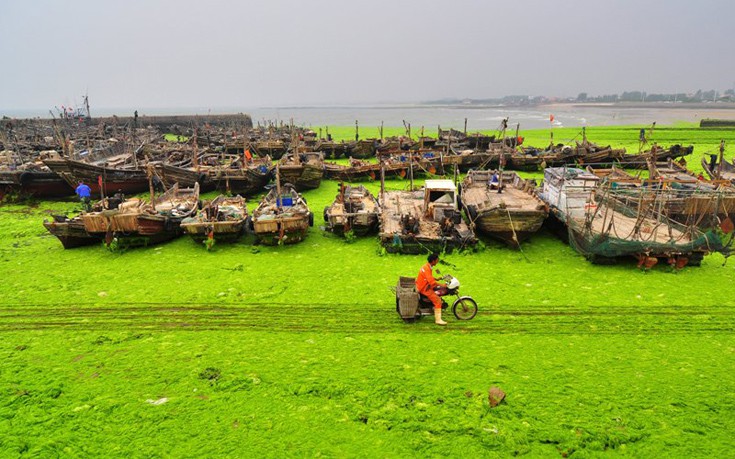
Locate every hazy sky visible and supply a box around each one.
[1,0,734,111]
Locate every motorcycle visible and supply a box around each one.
[395,272,478,322]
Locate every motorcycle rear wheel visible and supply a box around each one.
[453,297,478,320]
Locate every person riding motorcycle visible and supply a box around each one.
[416,253,448,326]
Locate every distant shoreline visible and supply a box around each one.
[546,102,735,110]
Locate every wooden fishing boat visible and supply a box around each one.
[323,183,380,236]
[181,195,249,245]
[587,161,735,230]
[43,150,149,196]
[82,183,200,247]
[323,158,410,182]
[314,139,351,159]
[151,152,215,192]
[0,166,74,199]
[379,179,477,254]
[538,167,725,267]
[618,144,694,168]
[461,170,548,247]
[254,139,287,159]
[702,155,735,184]
[208,156,273,195]
[251,183,313,245]
[43,213,103,249]
[277,151,324,190]
[350,139,377,159]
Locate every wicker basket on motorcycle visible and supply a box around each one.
[397,276,419,318]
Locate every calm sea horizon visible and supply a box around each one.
[3,103,734,131]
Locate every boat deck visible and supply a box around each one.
[462,185,543,212]
[380,190,443,237]
[572,201,693,244]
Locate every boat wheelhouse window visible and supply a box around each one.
[428,190,453,204]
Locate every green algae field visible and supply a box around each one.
[1,124,734,457]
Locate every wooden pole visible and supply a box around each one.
[355,120,359,141]
[464,118,467,136]
[193,128,199,168]
[409,151,414,191]
[380,162,385,199]
[718,139,725,179]
[275,163,282,210]
[147,164,156,211]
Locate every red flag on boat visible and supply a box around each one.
[97,174,103,190]
[549,114,555,123]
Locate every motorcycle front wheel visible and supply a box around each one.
[452,296,478,320]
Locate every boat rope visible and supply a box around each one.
[505,207,530,262]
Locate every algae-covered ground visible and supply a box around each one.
[1,124,734,457]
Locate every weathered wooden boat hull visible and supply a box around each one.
[254,142,287,160]
[278,164,323,190]
[43,159,149,195]
[618,145,694,169]
[469,208,546,247]
[702,157,735,184]
[181,221,247,243]
[350,140,376,159]
[324,185,381,237]
[253,215,310,245]
[210,169,271,195]
[380,235,473,254]
[0,171,74,198]
[155,164,215,192]
[315,141,351,159]
[323,163,409,181]
[181,195,249,244]
[326,214,379,236]
[43,217,102,249]
[461,170,548,247]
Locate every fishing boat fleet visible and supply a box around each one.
[3,114,733,268]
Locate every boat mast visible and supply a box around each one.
[498,118,508,194]
[275,163,282,210]
[380,163,385,200]
[193,128,199,168]
[718,140,725,180]
[147,164,156,211]
[83,93,91,121]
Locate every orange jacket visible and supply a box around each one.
[416,262,438,294]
